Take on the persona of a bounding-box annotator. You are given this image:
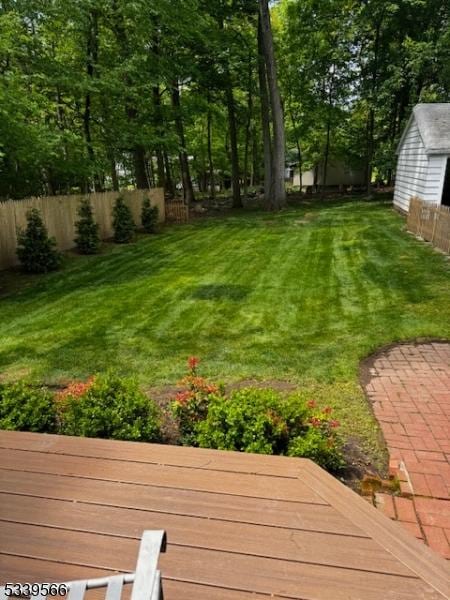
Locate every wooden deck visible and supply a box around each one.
[0,431,449,599]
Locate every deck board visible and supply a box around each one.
[0,431,449,599]
[0,494,410,576]
[0,470,361,536]
[0,448,321,503]
[0,431,312,476]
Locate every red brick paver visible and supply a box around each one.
[366,342,450,559]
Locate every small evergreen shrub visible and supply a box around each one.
[16,208,61,273]
[141,198,159,233]
[171,356,221,445]
[60,372,161,441]
[74,198,100,254]
[112,196,135,243]
[0,381,57,433]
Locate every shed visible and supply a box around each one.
[394,103,450,213]
[293,159,365,190]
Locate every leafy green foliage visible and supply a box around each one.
[195,387,343,470]
[16,208,62,273]
[0,381,57,433]
[278,0,450,185]
[60,372,161,442]
[288,428,344,471]
[0,0,448,200]
[74,198,100,254]
[141,198,159,233]
[196,388,299,454]
[112,196,135,243]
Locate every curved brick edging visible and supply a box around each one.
[363,342,450,559]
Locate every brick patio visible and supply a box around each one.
[365,342,450,559]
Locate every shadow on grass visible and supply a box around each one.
[190,283,250,301]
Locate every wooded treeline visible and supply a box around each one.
[1,0,449,206]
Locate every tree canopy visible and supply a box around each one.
[0,0,448,202]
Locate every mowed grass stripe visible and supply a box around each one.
[0,198,448,388]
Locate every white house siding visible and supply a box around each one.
[421,155,447,204]
[394,120,428,212]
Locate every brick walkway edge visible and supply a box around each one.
[364,342,450,559]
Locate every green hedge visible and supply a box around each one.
[192,387,343,471]
[0,381,57,432]
[60,372,161,442]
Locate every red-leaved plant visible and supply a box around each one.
[56,376,96,401]
[287,399,343,470]
[306,400,340,436]
[171,357,222,445]
[55,376,96,421]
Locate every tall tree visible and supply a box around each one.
[259,0,286,209]
[171,80,195,203]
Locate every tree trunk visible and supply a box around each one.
[366,109,374,197]
[366,20,381,199]
[153,86,166,189]
[171,80,194,203]
[164,151,175,197]
[288,108,302,190]
[259,0,286,209]
[257,15,273,208]
[155,148,165,188]
[54,85,71,172]
[133,145,149,189]
[217,15,241,208]
[148,156,156,188]
[252,132,259,186]
[323,65,336,195]
[322,118,331,194]
[207,103,215,199]
[243,51,253,198]
[224,69,242,208]
[110,156,119,191]
[83,9,101,191]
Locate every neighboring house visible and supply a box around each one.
[293,160,365,190]
[394,103,450,213]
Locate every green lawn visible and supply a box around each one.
[1,196,449,468]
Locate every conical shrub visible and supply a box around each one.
[112,196,135,243]
[141,197,159,233]
[16,208,62,273]
[74,198,100,254]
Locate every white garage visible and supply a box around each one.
[394,103,450,213]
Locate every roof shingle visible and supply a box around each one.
[413,103,450,155]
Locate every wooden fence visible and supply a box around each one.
[407,197,450,254]
[165,199,189,223]
[0,188,164,270]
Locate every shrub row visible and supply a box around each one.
[0,360,344,472]
[16,196,159,273]
[0,373,162,443]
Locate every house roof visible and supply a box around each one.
[397,103,450,155]
[1,430,450,599]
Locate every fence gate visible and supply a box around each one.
[165,199,189,223]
